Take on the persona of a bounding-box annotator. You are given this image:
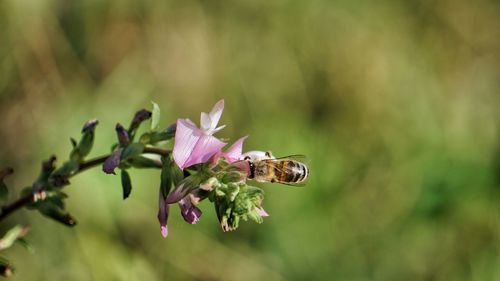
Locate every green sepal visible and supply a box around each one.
[37,202,77,227]
[212,183,265,231]
[220,170,246,184]
[139,130,175,145]
[151,101,160,131]
[160,156,183,197]
[129,156,161,169]
[70,138,77,148]
[70,120,98,162]
[121,169,132,199]
[0,225,30,251]
[120,143,145,161]
[52,160,79,178]
[15,238,34,253]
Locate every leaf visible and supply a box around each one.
[70,119,98,162]
[121,170,132,199]
[0,225,30,251]
[139,130,175,145]
[70,138,77,148]
[120,143,145,161]
[160,156,183,197]
[15,238,34,253]
[151,101,161,131]
[52,160,79,178]
[38,202,77,227]
[129,156,161,168]
[44,190,67,210]
[77,130,95,158]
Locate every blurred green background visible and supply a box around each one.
[1,0,500,280]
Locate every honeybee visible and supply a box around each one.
[241,151,309,186]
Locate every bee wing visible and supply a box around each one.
[273,155,309,165]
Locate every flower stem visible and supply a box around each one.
[0,147,171,222]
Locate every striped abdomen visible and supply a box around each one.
[253,159,309,185]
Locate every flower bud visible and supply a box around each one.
[115,123,130,146]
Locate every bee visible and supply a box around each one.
[242,151,309,186]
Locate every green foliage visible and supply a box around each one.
[120,170,132,199]
[150,101,161,131]
[70,120,98,162]
[160,156,183,197]
[120,143,145,162]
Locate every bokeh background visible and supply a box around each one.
[1,0,500,280]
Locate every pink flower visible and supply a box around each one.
[255,207,269,217]
[173,100,227,169]
[212,136,248,164]
[222,136,247,163]
[178,195,202,224]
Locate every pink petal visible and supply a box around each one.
[161,226,168,238]
[173,119,204,169]
[223,136,247,163]
[256,207,269,217]
[183,135,226,168]
[210,150,223,166]
[200,100,224,132]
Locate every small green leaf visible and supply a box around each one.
[70,120,98,162]
[44,190,67,210]
[129,156,161,168]
[121,170,132,199]
[120,143,144,161]
[0,225,30,251]
[151,101,160,131]
[52,160,79,178]
[139,130,175,145]
[160,156,183,197]
[77,130,94,158]
[38,203,77,227]
[70,138,77,148]
[15,238,34,253]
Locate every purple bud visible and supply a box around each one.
[115,123,130,146]
[165,183,188,204]
[179,196,202,224]
[102,149,122,174]
[129,109,152,132]
[158,188,170,238]
[82,119,99,133]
